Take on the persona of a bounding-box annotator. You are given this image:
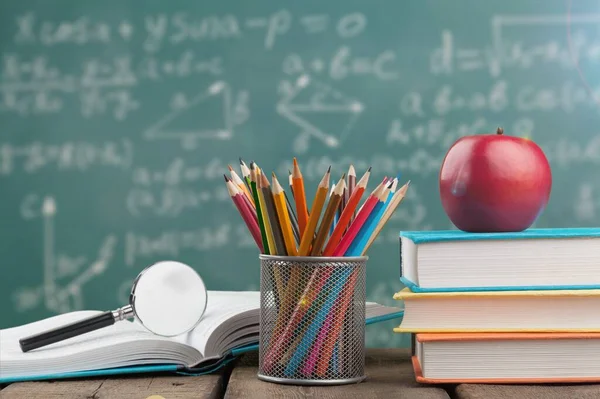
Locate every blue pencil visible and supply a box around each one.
[284,267,349,376]
[344,179,396,256]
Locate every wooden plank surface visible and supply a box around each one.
[0,373,226,399]
[225,348,451,399]
[455,384,600,399]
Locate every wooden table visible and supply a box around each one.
[2,349,600,398]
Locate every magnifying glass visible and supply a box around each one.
[19,260,208,352]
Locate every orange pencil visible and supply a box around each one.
[310,175,345,255]
[292,158,309,237]
[297,166,331,256]
[321,168,371,256]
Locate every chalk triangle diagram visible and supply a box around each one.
[144,81,232,142]
[277,76,363,147]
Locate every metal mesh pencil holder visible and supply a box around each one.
[258,255,367,385]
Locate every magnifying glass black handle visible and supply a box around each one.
[19,311,115,352]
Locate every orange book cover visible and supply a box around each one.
[413,332,600,384]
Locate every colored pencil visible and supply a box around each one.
[332,182,389,256]
[250,168,270,254]
[345,179,396,256]
[256,175,284,305]
[314,267,359,376]
[311,175,345,256]
[283,266,349,375]
[347,164,356,220]
[239,158,251,188]
[284,191,301,245]
[227,174,258,225]
[298,166,331,256]
[292,158,309,237]
[271,173,298,256]
[229,165,254,207]
[321,168,371,256]
[329,184,337,236]
[301,305,335,375]
[360,181,410,255]
[256,176,276,255]
[260,173,287,256]
[225,177,263,252]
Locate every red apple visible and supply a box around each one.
[439,127,552,232]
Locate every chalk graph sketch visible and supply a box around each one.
[144,81,250,150]
[277,74,364,153]
[12,197,117,313]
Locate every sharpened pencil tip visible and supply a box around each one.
[227,164,233,171]
[293,157,298,167]
[288,169,292,175]
[271,172,276,178]
[367,166,372,172]
[239,157,244,165]
[223,174,229,182]
[250,161,255,169]
[341,173,346,180]
[327,165,331,173]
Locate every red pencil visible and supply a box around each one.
[321,168,371,256]
[225,176,263,252]
[331,181,388,256]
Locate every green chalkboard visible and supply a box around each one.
[1,0,600,349]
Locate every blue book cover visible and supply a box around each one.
[399,228,600,293]
[399,227,600,244]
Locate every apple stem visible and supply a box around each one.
[496,127,504,135]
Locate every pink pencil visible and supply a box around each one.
[300,309,335,376]
[331,181,386,256]
[226,177,263,252]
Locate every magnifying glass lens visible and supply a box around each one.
[133,261,207,337]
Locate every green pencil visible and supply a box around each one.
[250,165,270,254]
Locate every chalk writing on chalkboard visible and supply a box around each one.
[13,197,118,313]
[144,81,251,150]
[277,75,364,152]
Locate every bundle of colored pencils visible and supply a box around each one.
[225,158,409,258]
[225,158,410,378]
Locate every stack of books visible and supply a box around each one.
[392,228,600,384]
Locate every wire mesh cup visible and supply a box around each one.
[258,255,367,385]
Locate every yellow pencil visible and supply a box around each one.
[292,158,309,237]
[297,166,331,256]
[271,173,298,256]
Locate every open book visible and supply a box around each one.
[1,291,403,383]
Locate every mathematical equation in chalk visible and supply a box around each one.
[0,140,133,175]
[431,17,600,77]
[14,10,368,50]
